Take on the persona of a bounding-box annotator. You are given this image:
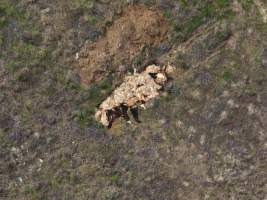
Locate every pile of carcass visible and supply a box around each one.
[95,64,175,128]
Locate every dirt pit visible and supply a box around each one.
[76,5,170,86]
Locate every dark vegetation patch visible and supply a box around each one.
[159,0,235,44]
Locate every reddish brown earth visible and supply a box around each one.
[76,5,170,86]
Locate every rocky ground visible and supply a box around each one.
[0,0,267,199]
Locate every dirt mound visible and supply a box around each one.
[76,5,170,86]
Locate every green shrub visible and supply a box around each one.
[74,0,95,9]
[216,0,230,8]
[239,0,253,11]
[110,174,120,184]
[7,42,49,72]
[0,1,16,28]
[222,71,233,81]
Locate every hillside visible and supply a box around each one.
[0,0,267,199]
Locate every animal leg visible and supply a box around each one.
[121,105,131,122]
[108,121,113,129]
[130,107,141,123]
[107,110,115,129]
[107,108,121,129]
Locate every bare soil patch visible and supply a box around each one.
[76,5,170,86]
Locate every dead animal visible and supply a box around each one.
[105,104,142,128]
[95,64,175,128]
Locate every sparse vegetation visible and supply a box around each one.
[110,174,120,185]
[73,0,95,9]
[222,70,233,82]
[0,1,17,28]
[1,0,266,199]
[166,0,234,43]
[7,42,49,73]
[239,0,254,11]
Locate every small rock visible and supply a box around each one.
[182,181,190,187]
[144,176,152,182]
[11,147,19,154]
[41,8,51,14]
[228,130,236,136]
[200,135,205,145]
[191,89,201,100]
[33,132,40,139]
[176,120,184,128]
[162,134,167,141]
[222,90,230,97]
[188,109,194,115]
[227,99,235,108]
[247,28,253,34]
[159,119,167,124]
[188,126,196,133]
[247,103,257,115]
[218,110,228,123]
[75,52,79,60]
[206,177,213,183]
[214,174,224,182]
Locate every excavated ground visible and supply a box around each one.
[76,5,170,86]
